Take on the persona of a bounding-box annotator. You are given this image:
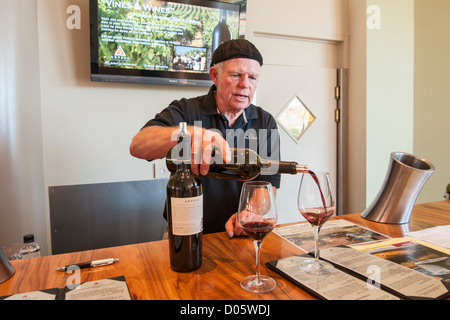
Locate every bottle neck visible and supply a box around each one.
[173,122,191,171]
[219,10,227,23]
[176,160,191,172]
[266,160,309,174]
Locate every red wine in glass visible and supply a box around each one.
[238,181,278,293]
[297,171,335,275]
[300,206,335,227]
[241,221,275,241]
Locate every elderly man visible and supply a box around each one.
[130,39,280,237]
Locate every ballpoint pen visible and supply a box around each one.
[55,258,119,272]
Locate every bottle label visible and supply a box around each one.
[171,195,203,235]
[20,250,40,259]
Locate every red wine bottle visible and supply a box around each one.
[166,148,308,181]
[166,122,203,272]
[212,9,232,53]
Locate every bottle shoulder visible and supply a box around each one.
[20,242,40,253]
[168,172,202,190]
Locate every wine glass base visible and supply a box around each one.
[240,275,277,293]
[299,259,334,275]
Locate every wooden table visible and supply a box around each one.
[1,201,449,300]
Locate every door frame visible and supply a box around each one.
[247,26,349,215]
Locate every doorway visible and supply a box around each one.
[250,32,346,223]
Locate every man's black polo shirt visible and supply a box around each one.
[143,85,281,234]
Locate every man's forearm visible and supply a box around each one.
[129,126,179,160]
[130,125,231,176]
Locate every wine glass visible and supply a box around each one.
[297,171,336,275]
[238,181,278,293]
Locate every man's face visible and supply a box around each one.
[210,58,261,114]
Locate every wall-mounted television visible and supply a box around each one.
[89,0,241,86]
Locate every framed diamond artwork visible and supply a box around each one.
[276,94,316,143]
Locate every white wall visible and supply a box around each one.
[0,1,47,255]
[365,0,449,206]
[414,0,450,203]
[247,0,348,38]
[366,0,414,205]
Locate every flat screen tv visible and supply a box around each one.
[89,0,241,86]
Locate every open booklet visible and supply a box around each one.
[267,237,450,300]
[273,219,390,253]
[0,276,131,300]
[352,236,450,284]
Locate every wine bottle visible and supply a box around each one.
[166,122,203,272]
[212,9,232,53]
[19,234,40,259]
[166,148,308,181]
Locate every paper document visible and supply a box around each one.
[0,276,131,300]
[320,246,450,300]
[274,219,389,253]
[268,255,399,300]
[406,225,450,249]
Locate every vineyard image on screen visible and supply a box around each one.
[92,0,240,85]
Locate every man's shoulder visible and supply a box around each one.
[169,93,207,107]
[169,86,215,112]
[246,103,276,122]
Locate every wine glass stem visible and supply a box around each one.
[254,240,262,285]
[313,225,321,263]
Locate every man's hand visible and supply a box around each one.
[225,187,277,238]
[130,125,231,172]
[190,127,231,176]
[225,213,245,238]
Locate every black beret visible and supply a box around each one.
[210,39,263,67]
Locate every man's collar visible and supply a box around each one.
[200,85,219,115]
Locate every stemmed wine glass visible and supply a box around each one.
[297,171,336,275]
[238,181,278,293]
